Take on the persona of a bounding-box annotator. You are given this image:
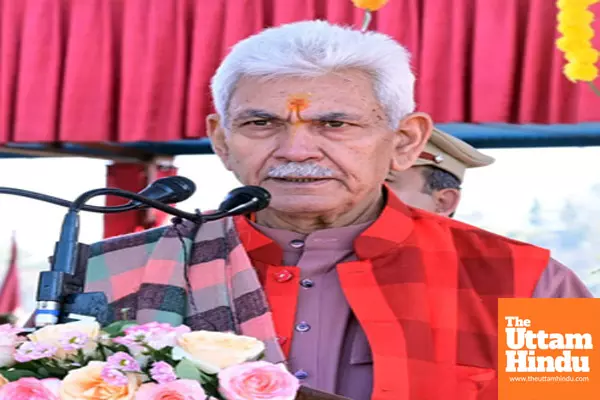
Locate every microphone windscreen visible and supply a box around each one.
[219,186,271,215]
[134,176,196,205]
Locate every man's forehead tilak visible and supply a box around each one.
[287,93,312,137]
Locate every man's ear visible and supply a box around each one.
[433,188,461,218]
[206,113,232,171]
[390,112,433,172]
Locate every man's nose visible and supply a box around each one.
[272,122,322,162]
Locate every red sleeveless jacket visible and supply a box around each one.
[234,190,549,400]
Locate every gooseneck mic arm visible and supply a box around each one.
[68,185,270,222]
[70,188,204,222]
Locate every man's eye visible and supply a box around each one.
[244,120,271,126]
[321,121,346,128]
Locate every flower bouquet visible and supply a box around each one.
[0,320,349,400]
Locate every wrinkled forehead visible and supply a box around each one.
[227,71,386,119]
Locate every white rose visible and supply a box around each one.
[28,320,101,359]
[173,331,265,374]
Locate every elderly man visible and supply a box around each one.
[70,21,591,400]
[385,127,494,217]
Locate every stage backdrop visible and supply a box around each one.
[1,0,599,145]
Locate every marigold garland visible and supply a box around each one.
[556,0,600,95]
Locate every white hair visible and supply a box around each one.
[210,20,415,129]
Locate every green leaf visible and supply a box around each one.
[6,361,38,372]
[97,342,108,361]
[36,367,50,378]
[101,320,138,337]
[43,365,69,379]
[199,373,211,384]
[200,378,225,400]
[104,344,131,354]
[174,359,202,381]
[0,369,40,381]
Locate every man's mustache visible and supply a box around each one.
[267,162,334,178]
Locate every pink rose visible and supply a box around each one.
[0,377,60,400]
[135,379,206,400]
[218,361,300,400]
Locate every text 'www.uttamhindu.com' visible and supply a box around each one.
[508,376,590,383]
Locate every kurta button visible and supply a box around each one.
[300,278,314,288]
[294,369,309,379]
[276,336,287,345]
[274,269,293,282]
[295,321,311,332]
[289,239,305,249]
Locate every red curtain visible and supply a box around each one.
[0,233,20,314]
[1,0,599,145]
[103,162,178,238]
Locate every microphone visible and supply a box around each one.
[204,186,271,221]
[127,176,196,208]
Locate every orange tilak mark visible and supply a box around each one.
[286,94,311,137]
[287,94,310,114]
